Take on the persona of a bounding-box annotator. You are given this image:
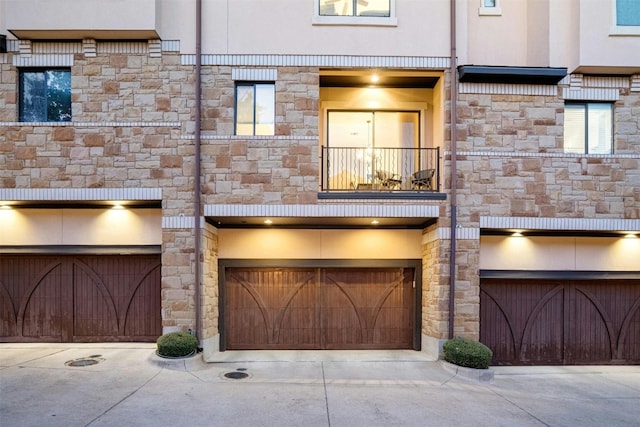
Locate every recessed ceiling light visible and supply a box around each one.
[264,219,273,225]
[371,220,379,225]
[371,74,379,83]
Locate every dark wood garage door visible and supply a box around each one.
[224,267,415,350]
[0,254,162,342]
[481,279,640,365]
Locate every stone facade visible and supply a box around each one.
[1,36,639,356]
[455,88,640,225]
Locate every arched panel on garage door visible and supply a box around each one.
[0,254,161,343]
[222,261,421,351]
[481,277,640,365]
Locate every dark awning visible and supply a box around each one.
[458,65,567,85]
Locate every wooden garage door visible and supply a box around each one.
[224,267,415,350]
[0,255,161,342]
[481,279,640,365]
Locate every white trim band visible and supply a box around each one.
[13,54,74,67]
[0,188,162,201]
[183,55,450,69]
[205,204,440,219]
[562,87,620,101]
[232,68,277,81]
[481,216,640,232]
[459,83,557,96]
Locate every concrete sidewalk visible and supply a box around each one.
[1,344,639,427]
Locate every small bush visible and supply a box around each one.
[156,331,198,358]
[443,337,493,369]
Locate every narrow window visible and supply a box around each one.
[19,69,71,122]
[235,83,275,136]
[564,103,613,154]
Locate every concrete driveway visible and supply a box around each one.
[1,343,639,427]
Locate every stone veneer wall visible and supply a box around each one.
[448,79,640,347]
[199,66,320,205]
[421,224,450,342]
[201,223,219,342]
[455,88,640,224]
[0,46,202,334]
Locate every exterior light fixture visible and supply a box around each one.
[371,220,379,225]
[371,74,379,83]
[511,230,524,237]
[264,219,273,225]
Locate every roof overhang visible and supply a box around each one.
[458,65,567,85]
[206,203,440,229]
[9,29,159,40]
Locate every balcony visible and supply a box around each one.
[320,146,441,198]
[5,0,160,40]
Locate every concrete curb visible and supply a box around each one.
[439,360,495,383]
[148,350,207,371]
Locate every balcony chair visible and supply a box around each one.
[376,170,402,190]
[411,169,435,190]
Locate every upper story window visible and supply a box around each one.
[314,0,397,26]
[19,69,71,122]
[616,0,640,25]
[612,0,640,34]
[479,0,501,16]
[235,83,275,136]
[564,102,613,155]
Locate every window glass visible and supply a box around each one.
[235,83,275,136]
[483,0,497,7]
[587,104,613,154]
[617,0,640,26]
[254,84,275,136]
[564,104,585,154]
[564,103,613,154]
[319,0,390,17]
[19,69,71,122]
[325,110,420,189]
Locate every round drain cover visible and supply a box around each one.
[224,371,249,380]
[66,358,99,367]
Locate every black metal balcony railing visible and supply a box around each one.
[321,146,440,192]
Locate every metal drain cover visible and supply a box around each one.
[65,355,104,367]
[66,358,99,367]
[224,371,249,380]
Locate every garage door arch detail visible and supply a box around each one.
[0,255,161,342]
[481,277,640,365]
[221,261,421,351]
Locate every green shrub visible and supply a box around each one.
[443,337,493,369]
[156,331,198,358]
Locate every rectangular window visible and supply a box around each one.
[617,0,640,26]
[319,0,390,17]
[314,0,397,26]
[19,69,71,122]
[235,83,275,136]
[479,0,501,16]
[564,103,613,154]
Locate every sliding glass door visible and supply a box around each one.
[325,110,419,190]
